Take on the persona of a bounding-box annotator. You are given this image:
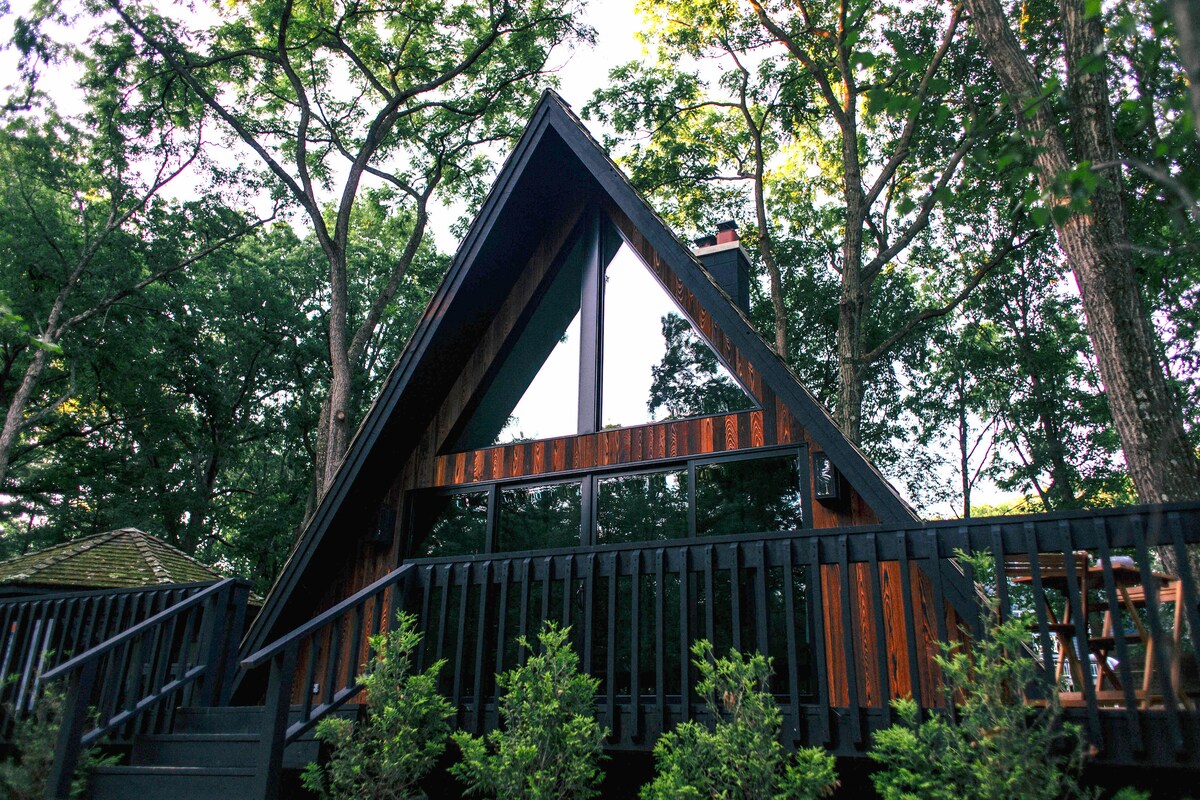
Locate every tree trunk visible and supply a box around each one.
[319,247,353,494]
[966,0,1200,501]
[837,111,868,445]
[0,347,49,487]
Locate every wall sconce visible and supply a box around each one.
[813,452,842,502]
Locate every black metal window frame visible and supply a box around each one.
[444,205,764,453]
[405,443,810,559]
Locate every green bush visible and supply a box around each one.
[0,680,117,800]
[641,641,838,800]
[451,622,608,800]
[301,611,454,800]
[869,557,1091,800]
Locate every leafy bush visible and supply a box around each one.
[869,556,1091,800]
[0,680,117,800]
[641,641,838,800]
[451,622,608,800]
[301,612,454,800]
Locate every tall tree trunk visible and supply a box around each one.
[965,0,1200,501]
[318,248,353,493]
[837,109,868,445]
[966,0,1200,570]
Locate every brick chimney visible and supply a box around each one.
[694,220,751,313]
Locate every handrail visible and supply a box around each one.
[42,578,240,682]
[246,562,414,800]
[242,564,414,669]
[44,577,249,800]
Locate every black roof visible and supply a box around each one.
[242,90,915,657]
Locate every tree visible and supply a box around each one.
[451,623,607,800]
[0,101,263,491]
[963,0,1200,517]
[301,612,453,800]
[588,0,1029,446]
[641,642,838,800]
[105,0,594,496]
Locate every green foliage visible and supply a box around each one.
[641,641,838,800]
[869,555,1091,800]
[0,681,118,800]
[301,612,453,800]
[451,622,607,800]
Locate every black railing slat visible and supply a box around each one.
[415,566,431,668]
[453,564,470,708]
[436,563,452,666]
[518,558,532,667]
[1022,523,1056,686]
[754,541,770,660]
[630,549,641,741]
[866,534,891,727]
[605,551,618,736]
[804,539,830,746]
[703,545,716,646]
[835,535,862,744]
[1092,517,1144,753]
[496,560,511,682]
[654,548,665,726]
[1167,511,1200,666]
[781,540,801,743]
[472,561,491,734]
[728,544,742,653]
[895,532,923,712]
[1131,514,1185,753]
[1059,520,1103,747]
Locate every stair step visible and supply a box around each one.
[130,733,319,769]
[171,704,360,734]
[88,766,256,800]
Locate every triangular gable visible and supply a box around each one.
[243,90,915,658]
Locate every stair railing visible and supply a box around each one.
[241,562,414,800]
[42,577,250,800]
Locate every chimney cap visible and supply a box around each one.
[716,220,738,232]
[694,234,718,248]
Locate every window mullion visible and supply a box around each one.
[577,204,603,434]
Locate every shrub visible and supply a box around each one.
[869,555,1091,800]
[301,611,454,800]
[0,679,117,800]
[641,641,838,800]
[451,622,608,800]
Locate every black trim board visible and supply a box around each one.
[241,90,916,662]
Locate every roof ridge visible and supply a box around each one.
[130,531,173,584]
[19,530,123,577]
[142,534,225,581]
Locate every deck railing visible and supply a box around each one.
[42,578,249,800]
[399,503,1200,763]
[241,563,415,800]
[0,581,219,741]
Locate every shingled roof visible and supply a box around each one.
[0,528,223,593]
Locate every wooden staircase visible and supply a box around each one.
[86,706,351,800]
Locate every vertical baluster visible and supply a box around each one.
[1058,520,1103,748]
[805,539,830,746]
[583,553,596,678]
[323,618,343,714]
[654,548,665,732]
[678,546,691,725]
[1168,511,1200,663]
[895,532,923,714]
[346,602,366,695]
[606,551,618,736]
[1092,518,1143,752]
[436,564,452,665]
[146,610,180,733]
[781,540,801,744]
[472,561,491,734]
[301,636,319,723]
[495,560,511,683]
[1131,514,1184,754]
[630,549,641,741]
[835,535,861,745]
[541,556,553,626]
[703,545,716,646]
[728,544,742,653]
[518,558,532,667]
[866,534,891,726]
[414,566,430,667]
[453,564,470,710]
[561,555,574,630]
[754,541,770,659]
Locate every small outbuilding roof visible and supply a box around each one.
[0,528,224,593]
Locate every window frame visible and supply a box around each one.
[404,444,810,559]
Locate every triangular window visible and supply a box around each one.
[447,212,757,452]
[450,231,585,450]
[601,241,755,428]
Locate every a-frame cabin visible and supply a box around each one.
[41,92,1200,800]
[237,88,967,726]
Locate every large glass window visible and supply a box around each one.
[601,242,755,428]
[695,453,804,536]
[408,490,488,558]
[596,469,688,544]
[497,481,582,551]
